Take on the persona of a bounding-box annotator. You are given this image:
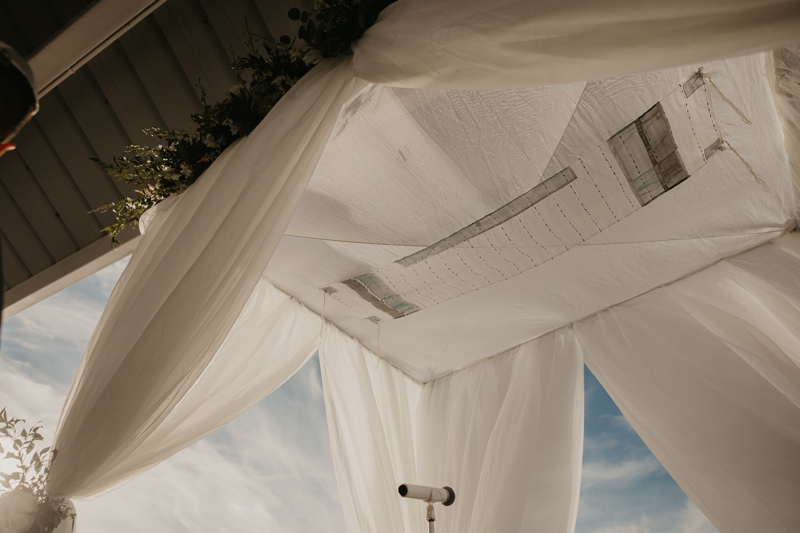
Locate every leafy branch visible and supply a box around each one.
[0,408,52,496]
[92,0,395,244]
[0,409,75,533]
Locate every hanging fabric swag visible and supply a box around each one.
[29,1,800,533]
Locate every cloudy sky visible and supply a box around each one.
[0,258,717,533]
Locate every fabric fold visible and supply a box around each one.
[354,0,800,89]
[320,325,584,533]
[578,233,800,533]
[48,56,357,499]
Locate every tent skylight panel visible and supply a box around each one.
[324,70,725,321]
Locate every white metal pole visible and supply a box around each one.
[426,503,435,533]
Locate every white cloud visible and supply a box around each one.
[0,358,64,436]
[588,521,650,533]
[673,500,718,533]
[76,438,342,533]
[581,457,662,488]
[0,350,346,533]
[607,414,636,432]
[75,358,346,533]
[2,257,345,533]
[3,296,100,357]
[0,359,66,480]
[576,500,717,533]
[92,257,129,296]
[1,258,130,390]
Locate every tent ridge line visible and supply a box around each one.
[268,228,785,386]
[425,227,788,383]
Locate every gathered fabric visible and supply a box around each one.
[39,2,800,533]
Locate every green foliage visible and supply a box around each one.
[0,407,51,496]
[291,0,394,59]
[92,0,395,243]
[0,408,74,533]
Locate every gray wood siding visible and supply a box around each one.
[1,0,307,298]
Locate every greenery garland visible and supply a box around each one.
[93,0,394,244]
[0,409,73,533]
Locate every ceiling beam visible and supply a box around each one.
[2,230,139,321]
[29,0,168,97]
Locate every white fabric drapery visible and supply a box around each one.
[320,325,584,533]
[319,231,800,533]
[578,234,800,533]
[773,46,800,208]
[34,1,800,532]
[47,57,357,499]
[354,0,800,89]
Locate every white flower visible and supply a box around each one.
[303,48,322,66]
[201,133,218,148]
[222,118,238,136]
[288,47,302,61]
[53,500,74,516]
[180,163,192,177]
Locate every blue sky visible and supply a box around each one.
[0,259,717,533]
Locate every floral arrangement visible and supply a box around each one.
[0,409,74,533]
[93,0,395,244]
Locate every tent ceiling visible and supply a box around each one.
[267,53,795,382]
[2,1,795,385]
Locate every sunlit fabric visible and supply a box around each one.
[580,234,800,533]
[48,57,357,498]
[41,2,800,533]
[320,325,584,533]
[354,0,800,89]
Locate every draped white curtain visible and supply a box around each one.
[319,231,800,533]
[319,325,422,533]
[39,0,800,531]
[773,46,800,209]
[578,233,800,533]
[353,0,800,89]
[320,325,584,533]
[48,57,356,499]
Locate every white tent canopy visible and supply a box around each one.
[29,1,800,532]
